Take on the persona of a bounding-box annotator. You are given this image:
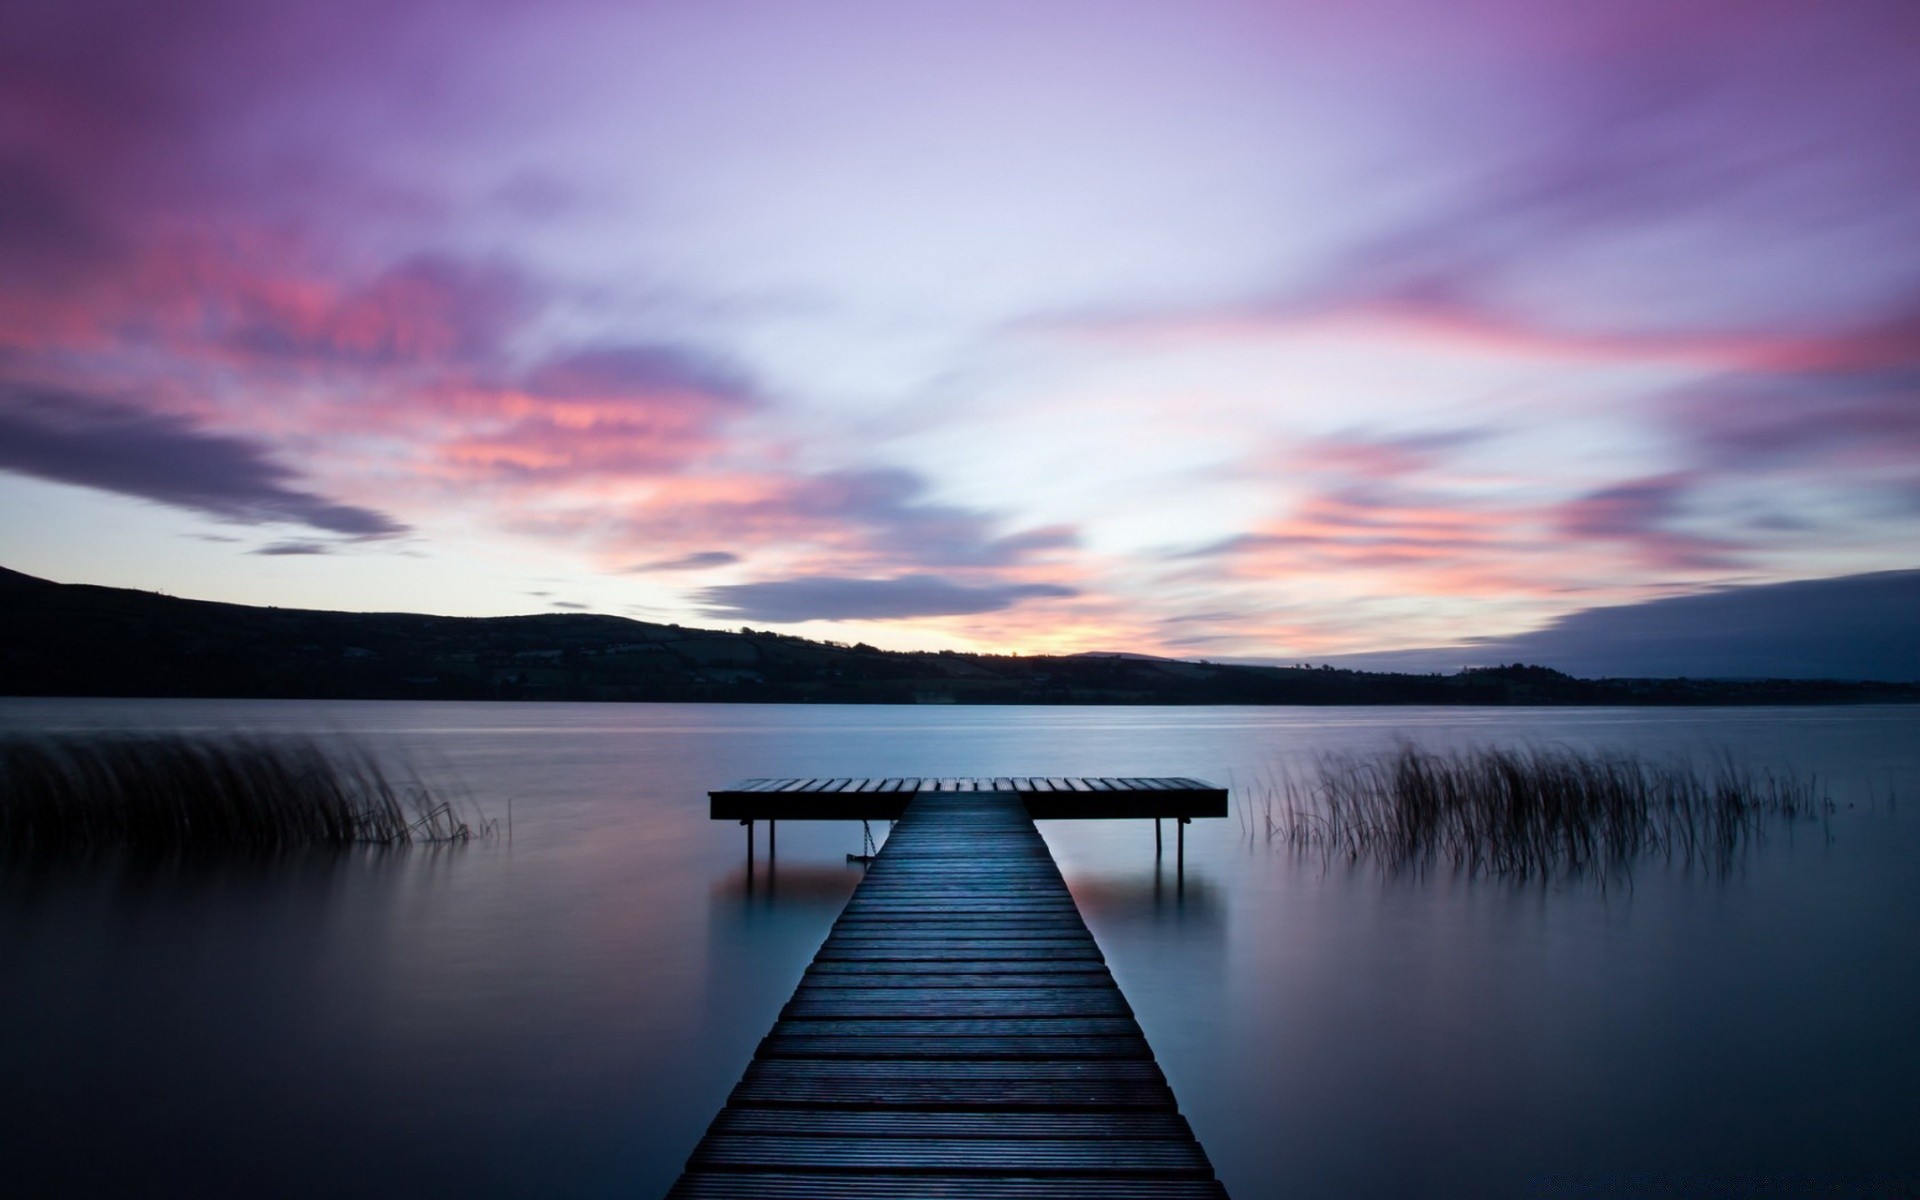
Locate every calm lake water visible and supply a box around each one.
[2,700,1916,1198]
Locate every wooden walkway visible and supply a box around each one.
[667,790,1228,1199]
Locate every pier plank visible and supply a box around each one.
[690,1135,1214,1176]
[669,1177,1227,1200]
[708,1109,1197,1139]
[757,1035,1153,1060]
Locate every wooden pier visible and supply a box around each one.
[667,789,1229,1199]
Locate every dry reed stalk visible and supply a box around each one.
[0,733,475,852]
[1253,744,1824,879]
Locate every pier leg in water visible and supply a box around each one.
[669,791,1228,1198]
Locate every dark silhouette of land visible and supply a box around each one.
[2,566,1914,706]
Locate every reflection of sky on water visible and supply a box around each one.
[1,698,1915,1197]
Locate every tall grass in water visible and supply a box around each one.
[0,734,474,852]
[1251,744,1826,879]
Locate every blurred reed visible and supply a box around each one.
[0,733,480,852]
[1244,744,1826,879]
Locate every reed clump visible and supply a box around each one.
[1252,744,1825,879]
[0,733,473,852]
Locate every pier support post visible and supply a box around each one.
[769,818,776,860]
[1155,818,1163,856]
[1177,816,1189,873]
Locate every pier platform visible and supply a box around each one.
[667,789,1229,1199]
[713,776,1228,867]
[710,776,1226,822]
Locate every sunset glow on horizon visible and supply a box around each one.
[4,0,1917,662]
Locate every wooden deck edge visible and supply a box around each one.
[711,791,1228,821]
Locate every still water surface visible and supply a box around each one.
[2,700,1916,1197]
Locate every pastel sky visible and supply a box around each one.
[3,0,1917,660]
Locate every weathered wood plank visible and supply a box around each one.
[794,975,1117,992]
[668,1175,1229,1199]
[691,1135,1215,1176]
[758,1035,1153,1060]
[707,1109,1199,1139]
[727,1076,1176,1110]
[804,960,1109,976]
[769,1017,1144,1038]
[781,998,1134,1020]
[745,1060,1166,1084]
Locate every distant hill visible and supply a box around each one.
[2,566,1914,706]
[1318,569,1920,681]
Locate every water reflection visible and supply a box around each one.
[1,841,397,902]
[3,845,420,1196]
[708,859,867,907]
[1067,864,1224,927]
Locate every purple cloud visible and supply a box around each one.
[1286,4,1920,338]
[523,344,756,406]
[432,340,761,483]
[609,466,1080,578]
[628,550,740,572]
[1555,475,1744,571]
[0,383,406,537]
[219,255,534,370]
[1671,365,1920,471]
[768,469,1079,569]
[700,574,1077,623]
[0,158,122,286]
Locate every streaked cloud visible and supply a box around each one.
[1554,475,1745,573]
[701,575,1077,623]
[0,383,405,537]
[216,255,532,370]
[627,551,740,573]
[433,346,754,483]
[602,467,1080,576]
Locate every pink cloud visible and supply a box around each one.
[437,405,735,481]
[587,469,1079,575]
[213,255,532,369]
[422,345,759,483]
[1183,433,1759,626]
[1286,429,1487,482]
[1042,299,1920,378]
